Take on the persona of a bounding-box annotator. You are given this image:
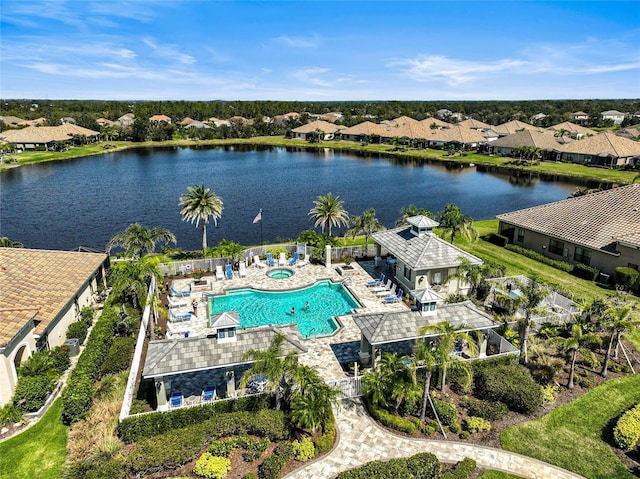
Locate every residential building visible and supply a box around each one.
[554,132,640,167]
[489,130,562,157]
[116,113,135,127]
[96,118,114,127]
[572,111,589,122]
[457,118,494,131]
[494,120,540,137]
[0,124,100,150]
[547,121,596,139]
[149,114,172,124]
[289,120,343,140]
[600,110,626,125]
[0,116,26,127]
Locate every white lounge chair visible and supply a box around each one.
[253,255,266,268]
[215,265,224,280]
[168,296,188,309]
[238,262,247,277]
[371,279,392,293]
[377,284,396,297]
[278,252,287,266]
[297,255,309,267]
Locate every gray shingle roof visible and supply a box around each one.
[490,130,561,150]
[371,227,482,270]
[496,184,640,252]
[352,301,498,345]
[143,324,307,378]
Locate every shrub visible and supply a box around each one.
[615,267,640,290]
[572,263,599,281]
[50,345,71,374]
[504,244,574,272]
[429,396,457,427]
[449,422,461,434]
[65,456,126,479]
[208,438,238,458]
[464,416,491,433]
[242,474,257,479]
[440,457,477,479]
[337,452,441,479]
[258,443,292,479]
[613,404,640,451]
[237,434,270,462]
[292,437,316,462]
[459,430,470,439]
[80,306,95,326]
[13,375,51,412]
[368,402,417,434]
[193,453,231,479]
[473,363,543,415]
[101,336,136,376]
[0,402,23,426]
[462,397,509,421]
[421,420,437,435]
[541,384,560,407]
[314,416,336,454]
[67,320,89,344]
[487,233,508,247]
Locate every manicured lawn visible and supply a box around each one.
[480,471,524,479]
[500,374,640,479]
[0,398,68,479]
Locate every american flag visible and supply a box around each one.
[252,209,262,224]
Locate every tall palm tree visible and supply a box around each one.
[418,321,477,394]
[240,333,299,410]
[109,258,161,310]
[412,339,437,423]
[290,365,338,434]
[308,192,349,237]
[347,208,385,254]
[106,223,176,257]
[179,184,224,256]
[555,323,600,389]
[396,204,434,226]
[600,303,639,377]
[438,203,476,244]
[517,277,549,364]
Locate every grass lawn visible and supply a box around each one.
[0,398,68,479]
[480,471,524,479]
[500,374,640,479]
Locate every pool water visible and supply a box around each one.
[208,280,360,337]
[267,268,294,279]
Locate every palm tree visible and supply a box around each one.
[179,184,224,256]
[396,204,433,226]
[290,365,338,434]
[517,276,548,364]
[0,237,24,248]
[600,303,639,377]
[346,208,385,254]
[106,223,176,257]
[418,321,477,394]
[240,333,299,410]
[308,192,349,237]
[438,203,476,244]
[109,258,161,309]
[362,363,391,409]
[555,323,600,389]
[413,339,437,423]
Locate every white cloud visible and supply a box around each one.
[273,34,320,48]
[142,38,196,65]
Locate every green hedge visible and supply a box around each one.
[66,320,89,344]
[119,394,271,443]
[473,364,543,415]
[613,403,640,451]
[368,402,417,435]
[462,397,509,421]
[615,267,640,290]
[101,336,136,376]
[258,443,293,479]
[61,305,119,424]
[336,452,441,479]
[440,457,477,479]
[429,397,458,427]
[13,375,51,413]
[572,263,599,281]
[314,411,336,454]
[504,244,574,272]
[487,233,508,247]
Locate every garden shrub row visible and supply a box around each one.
[486,233,508,247]
[194,453,231,479]
[461,397,509,421]
[572,263,600,281]
[61,305,120,424]
[314,411,336,454]
[258,442,293,479]
[368,401,418,435]
[100,336,136,376]
[125,410,289,475]
[336,452,441,479]
[440,457,477,479]
[613,403,640,451]
[505,244,574,272]
[66,321,89,344]
[473,363,543,415]
[119,394,271,443]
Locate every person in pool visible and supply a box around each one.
[304,301,310,311]
[290,306,295,315]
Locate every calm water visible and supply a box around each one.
[209,280,359,337]
[0,146,576,251]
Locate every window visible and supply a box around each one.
[218,329,226,339]
[548,239,564,255]
[574,247,591,265]
[403,265,411,280]
[432,272,442,284]
[228,328,235,338]
[517,228,525,243]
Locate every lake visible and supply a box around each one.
[0,146,576,251]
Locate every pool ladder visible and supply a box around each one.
[306,328,317,339]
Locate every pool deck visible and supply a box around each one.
[167,261,408,380]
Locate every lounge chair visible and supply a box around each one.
[266,253,275,267]
[253,255,266,268]
[289,252,299,266]
[371,279,392,293]
[168,296,188,309]
[384,289,403,304]
[170,285,191,297]
[225,264,233,280]
[201,386,216,403]
[377,283,396,297]
[367,273,384,287]
[238,262,247,277]
[215,265,224,280]
[297,255,309,267]
[170,391,183,408]
[278,252,287,266]
[170,309,192,322]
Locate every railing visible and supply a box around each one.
[327,375,364,399]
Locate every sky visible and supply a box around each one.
[1,0,639,101]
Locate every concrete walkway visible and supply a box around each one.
[283,398,585,479]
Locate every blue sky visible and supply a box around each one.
[1,1,639,101]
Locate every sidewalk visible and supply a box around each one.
[283,398,585,479]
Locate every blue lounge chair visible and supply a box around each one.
[170,391,183,408]
[170,310,192,322]
[289,252,299,266]
[225,264,233,279]
[384,289,403,304]
[202,386,216,403]
[170,285,191,297]
[367,273,384,287]
[266,253,275,266]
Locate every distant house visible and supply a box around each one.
[427,125,486,150]
[179,117,196,126]
[600,110,626,125]
[0,116,26,127]
[554,132,640,167]
[207,117,229,127]
[496,185,640,286]
[338,121,387,142]
[547,121,596,139]
[615,127,640,141]
[420,117,451,130]
[60,117,76,125]
[149,114,172,124]
[0,248,108,406]
[274,112,301,125]
[227,116,254,125]
[289,120,342,140]
[0,124,100,150]
[18,117,47,127]
[184,120,210,129]
[371,215,483,295]
[530,113,547,123]
[96,118,114,127]
[457,118,494,131]
[493,120,540,137]
[489,130,561,157]
[572,111,589,122]
[117,113,135,127]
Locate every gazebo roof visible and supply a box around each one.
[210,311,241,329]
[143,324,307,378]
[410,288,445,303]
[352,301,498,345]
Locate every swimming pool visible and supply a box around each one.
[208,280,360,337]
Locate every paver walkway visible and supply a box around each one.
[284,398,585,479]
